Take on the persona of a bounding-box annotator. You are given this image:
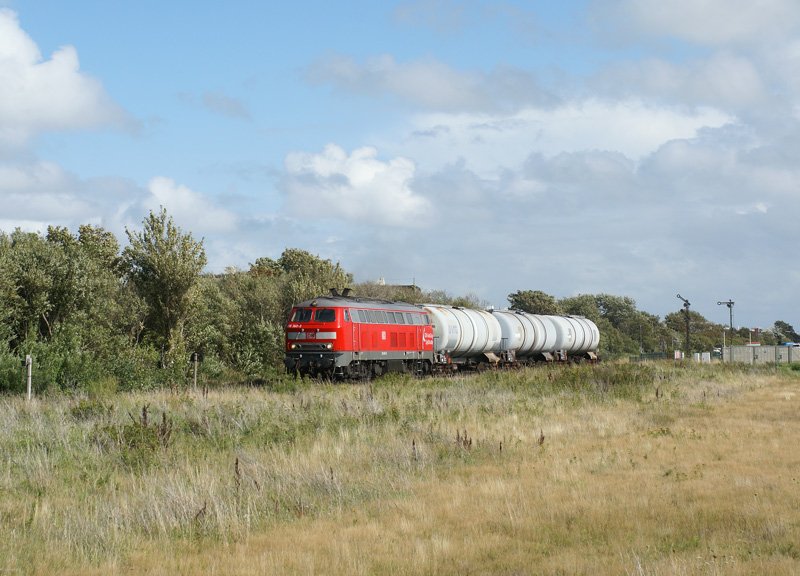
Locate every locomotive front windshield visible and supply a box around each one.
[290,308,336,323]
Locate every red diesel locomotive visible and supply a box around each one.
[284,290,435,378]
[285,290,601,379]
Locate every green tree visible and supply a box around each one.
[0,234,16,344]
[78,224,121,270]
[773,320,800,343]
[594,294,638,328]
[3,230,58,344]
[507,290,563,315]
[451,293,489,309]
[0,225,141,390]
[122,208,207,363]
[248,257,282,277]
[275,248,352,315]
[352,281,424,304]
[559,294,601,323]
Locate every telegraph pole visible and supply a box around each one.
[676,294,691,355]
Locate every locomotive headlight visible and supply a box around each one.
[326,343,333,349]
[290,343,297,350]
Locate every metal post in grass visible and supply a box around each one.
[25,355,32,401]
[676,294,691,356]
[717,300,734,362]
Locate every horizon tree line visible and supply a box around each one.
[0,209,796,393]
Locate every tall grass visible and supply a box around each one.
[1,362,797,574]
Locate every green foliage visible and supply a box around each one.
[248,256,282,277]
[122,207,207,358]
[109,344,165,391]
[773,320,800,343]
[276,248,353,316]
[27,323,104,391]
[513,290,675,357]
[664,309,720,353]
[508,290,564,315]
[351,281,424,303]
[0,347,23,393]
[2,230,58,343]
[560,294,602,322]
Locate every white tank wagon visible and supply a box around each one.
[424,304,600,368]
[491,310,600,362]
[423,304,503,366]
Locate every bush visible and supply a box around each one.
[0,347,23,393]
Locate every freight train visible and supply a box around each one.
[284,290,600,379]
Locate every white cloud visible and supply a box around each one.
[282,144,432,227]
[0,9,128,149]
[595,54,769,110]
[143,177,238,234]
[0,160,94,222]
[395,99,733,176]
[596,0,800,47]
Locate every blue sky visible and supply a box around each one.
[2,0,800,331]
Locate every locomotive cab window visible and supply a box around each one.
[314,308,336,322]
[291,308,313,322]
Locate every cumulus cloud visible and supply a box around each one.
[0,9,129,149]
[281,144,432,227]
[336,119,800,319]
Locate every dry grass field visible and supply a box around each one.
[2,362,799,575]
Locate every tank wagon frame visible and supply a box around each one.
[284,291,600,379]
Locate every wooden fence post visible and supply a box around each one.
[25,355,32,401]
